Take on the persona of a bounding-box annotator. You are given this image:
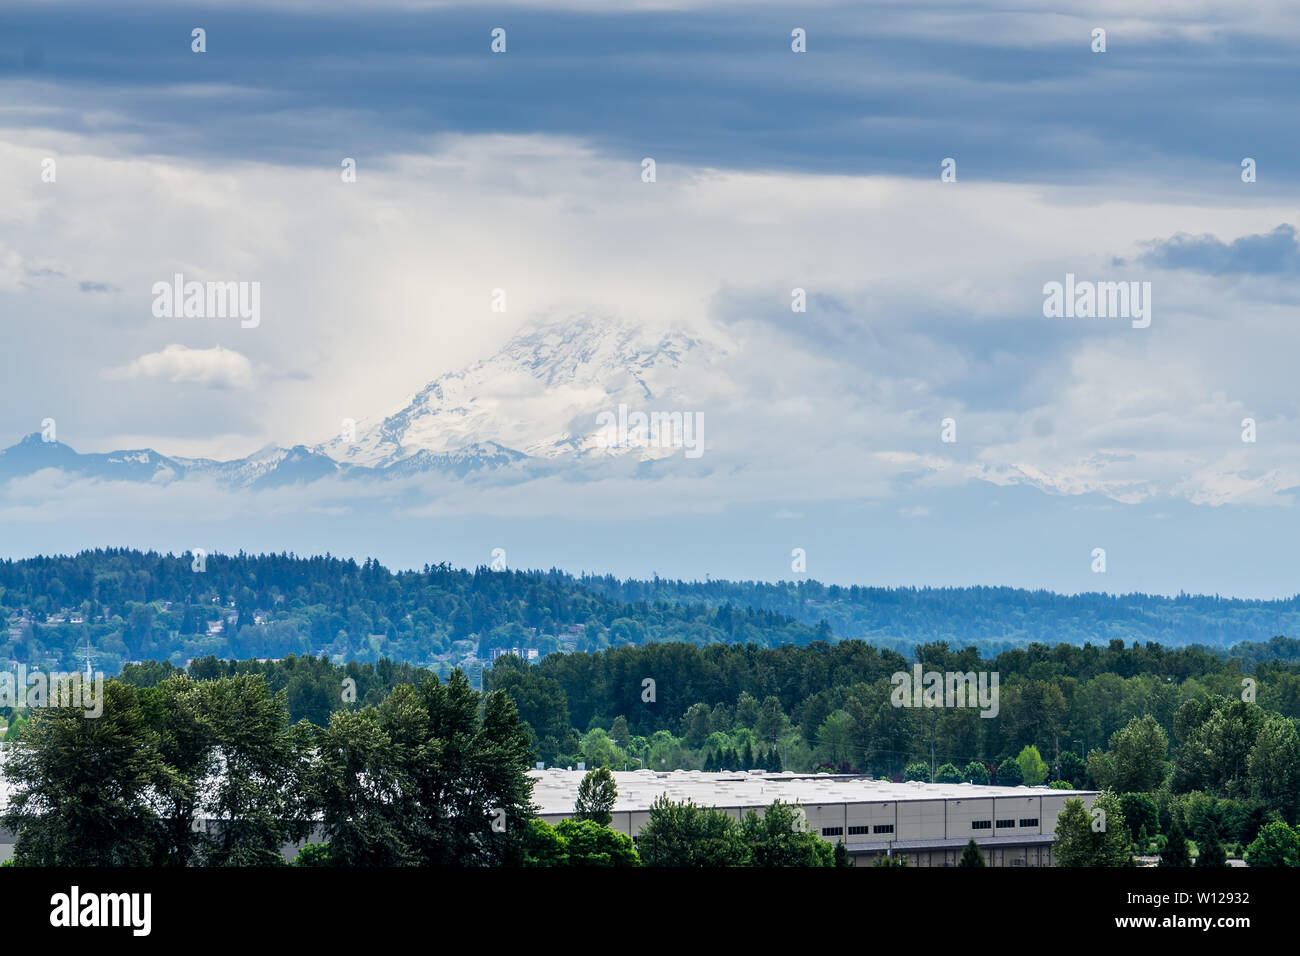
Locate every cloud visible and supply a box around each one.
[103,344,254,389]
[4,1,1300,189]
[3,126,1297,507]
[1130,224,1300,276]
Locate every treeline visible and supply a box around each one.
[5,551,1300,679]
[484,638,1300,775]
[581,574,1300,651]
[7,639,1300,865]
[0,549,819,673]
[0,671,845,869]
[486,638,1300,863]
[1,671,533,866]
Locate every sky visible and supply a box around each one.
[2,0,1299,597]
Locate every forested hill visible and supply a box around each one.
[0,549,823,674]
[580,575,1300,653]
[0,549,1297,674]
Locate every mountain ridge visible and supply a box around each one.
[0,316,716,488]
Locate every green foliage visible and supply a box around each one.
[12,550,1300,791]
[3,674,321,867]
[738,801,834,867]
[1174,696,1265,798]
[2,712,29,742]
[996,757,1023,787]
[1057,750,1087,788]
[1015,745,1049,786]
[958,838,986,867]
[1085,749,1115,790]
[519,818,569,867]
[1117,792,1158,844]
[193,674,315,866]
[609,715,630,749]
[484,657,570,762]
[903,762,930,782]
[574,767,618,826]
[554,819,639,867]
[1054,794,1132,867]
[310,672,534,866]
[934,762,963,784]
[1159,813,1191,867]
[9,550,1300,864]
[517,818,639,867]
[583,575,1300,653]
[1108,715,1169,793]
[1246,714,1300,822]
[1244,821,1300,867]
[0,550,820,676]
[293,843,332,867]
[0,681,166,865]
[579,728,623,769]
[636,795,750,867]
[1195,827,1229,867]
[816,710,856,767]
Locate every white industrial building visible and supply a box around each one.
[0,759,1097,867]
[531,768,1099,867]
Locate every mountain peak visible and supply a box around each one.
[319,315,716,468]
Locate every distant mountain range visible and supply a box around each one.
[0,317,716,488]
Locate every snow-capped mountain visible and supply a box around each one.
[316,315,717,468]
[0,316,720,487]
[174,445,344,488]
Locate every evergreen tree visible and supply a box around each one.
[958,838,986,867]
[1159,813,1192,867]
[1196,826,1229,868]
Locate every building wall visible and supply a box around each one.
[851,843,1056,868]
[555,789,1096,867]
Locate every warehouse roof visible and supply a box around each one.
[529,768,1097,815]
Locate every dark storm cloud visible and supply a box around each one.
[1,2,1297,186]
